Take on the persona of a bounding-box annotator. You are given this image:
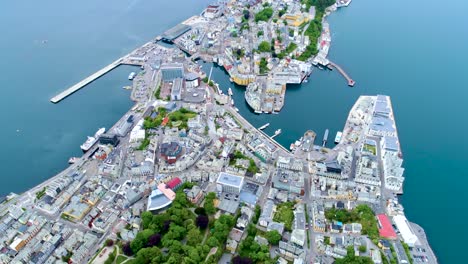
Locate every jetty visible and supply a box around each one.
[328,61,355,87]
[50,58,122,103]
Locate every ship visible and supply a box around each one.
[334,131,343,144]
[228,87,233,96]
[128,72,136,80]
[80,127,106,152]
[68,157,79,164]
[258,123,270,130]
[336,0,352,8]
[322,129,329,147]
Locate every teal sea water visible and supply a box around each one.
[1,0,466,263]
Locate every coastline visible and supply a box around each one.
[0,1,439,263]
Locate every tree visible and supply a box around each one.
[194,207,206,215]
[202,77,208,83]
[207,236,219,247]
[131,229,155,253]
[186,228,201,246]
[147,233,161,247]
[359,245,367,253]
[135,247,164,264]
[233,256,254,264]
[265,230,282,245]
[196,215,209,229]
[257,41,271,53]
[122,242,133,256]
[105,239,114,247]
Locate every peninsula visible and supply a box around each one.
[0,1,437,264]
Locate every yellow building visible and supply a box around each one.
[283,13,309,27]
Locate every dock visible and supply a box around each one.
[328,61,355,87]
[322,129,329,147]
[50,58,122,103]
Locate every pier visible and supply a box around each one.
[50,58,122,103]
[328,61,355,87]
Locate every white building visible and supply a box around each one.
[216,172,244,194]
[393,215,418,247]
[381,136,405,192]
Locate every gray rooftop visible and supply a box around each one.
[383,136,399,151]
[217,172,244,188]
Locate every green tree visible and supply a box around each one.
[186,228,201,246]
[265,230,282,245]
[135,247,164,264]
[258,41,271,53]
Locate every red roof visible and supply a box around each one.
[162,116,169,126]
[377,214,397,239]
[166,177,182,190]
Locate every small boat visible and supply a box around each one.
[229,77,234,82]
[123,86,132,90]
[254,110,262,114]
[234,107,239,112]
[274,129,282,135]
[231,99,234,106]
[128,72,136,80]
[258,123,270,130]
[290,143,296,151]
[68,157,79,164]
[334,131,342,144]
[228,87,233,96]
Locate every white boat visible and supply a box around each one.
[128,72,136,80]
[258,123,270,130]
[68,157,79,164]
[234,107,239,112]
[231,98,234,106]
[274,129,282,135]
[228,87,233,96]
[254,110,262,114]
[229,77,234,82]
[80,127,106,152]
[334,131,343,144]
[290,143,296,151]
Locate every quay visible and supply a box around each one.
[50,58,122,103]
[328,61,355,87]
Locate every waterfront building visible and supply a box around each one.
[216,172,244,194]
[161,63,184,82]
[381,136,405,192]
[185,72,200,88]
[393,215,418,247]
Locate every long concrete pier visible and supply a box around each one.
[328,61,355,87]
[50,58,123,103]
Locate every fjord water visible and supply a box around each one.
[0,0,466,262]
[0,0,211,193]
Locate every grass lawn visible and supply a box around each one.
[116,255,128,264]
[363,144,377,155]
[273,202,295,231]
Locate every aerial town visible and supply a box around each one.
[0,1,437,264]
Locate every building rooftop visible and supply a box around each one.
[166,177,182,190]
[147,189,172,211]
[217,172,244,188]
[377,214,397,239]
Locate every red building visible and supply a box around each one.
[377,214,397,239]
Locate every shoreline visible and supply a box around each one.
[1,1,438,263]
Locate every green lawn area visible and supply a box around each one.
[143,107,196,130]
[363,144,377,155]
[116,255,128,264]
[273,202,295,231]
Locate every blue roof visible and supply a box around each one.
[383,136,399,151]
[147,189,172,211]
[370,116,395,133]
[239,191,257,205]
[217,172,244,188]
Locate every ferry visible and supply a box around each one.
[80,127,106,152]
[128,72,136,80]
[258,123,270,130]
[228,87,233,96]
[334,131,343,144]
[68,157,79,164]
